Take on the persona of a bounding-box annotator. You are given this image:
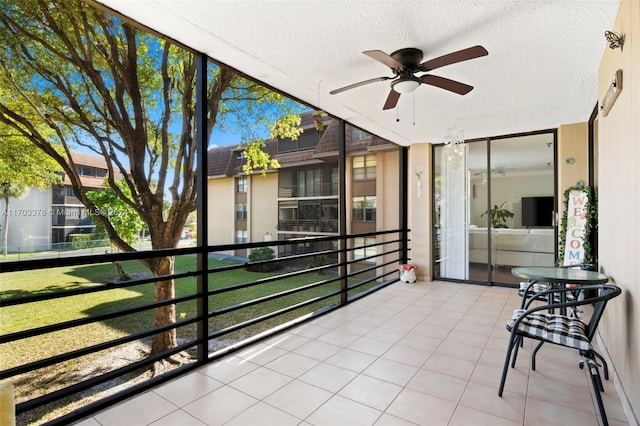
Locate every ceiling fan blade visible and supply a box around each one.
[363,50,404,69]
[329,76,390,95]
[421,75,473,95]
[419,45,488,72]
[383,89,400,110]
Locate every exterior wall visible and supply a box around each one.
[207,176,236,249]
[408,143,432,281]
[249,172,278,243]
[597,0,640,422]
[557,122,589,218]
[378,149,401,277]
[0,188,52,252]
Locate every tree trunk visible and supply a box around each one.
[149,255,177,355]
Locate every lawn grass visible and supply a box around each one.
[1,254,376,425]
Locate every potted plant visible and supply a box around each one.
[481,201,514,228]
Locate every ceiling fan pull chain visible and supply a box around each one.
[413,92,416,126]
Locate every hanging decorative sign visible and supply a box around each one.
[561,188,591,265]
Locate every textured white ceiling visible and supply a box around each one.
[97,0,620,146]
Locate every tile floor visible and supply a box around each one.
[74,280,629,426]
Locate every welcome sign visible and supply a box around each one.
[562,188,590,265]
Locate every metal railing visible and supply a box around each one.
[0,229,409,425]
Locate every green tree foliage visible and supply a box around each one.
[0,0,302,356]
[87,179,145,245]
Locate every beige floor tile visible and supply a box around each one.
[397,332,443,352]
[406,369,467,402]
[338,374,403,411]
[229,366,292,399]
[364,325,407,343]
[386,388,456,425]
[434,340,484,362]
[362,357,419,386]
[265,351,319,378]
[527,374,596,412]
[316,328,361,347]
[373,413,420,426]
[149,409,206,426]
[224,401,300,426]
[198,356,260,384]
[293,339,342,361]
[153,371,223,407]
[325,347,378,372]
[335,319,377,335]
[305,394,382,426]
[299,362,358,392]
[381,343,431,367]
[347,335,395,356]
[263,332,312,351]
[182,386,257,425]
[263,379,332,419]
[449,405,521,426]
[459,381,525,423]
[444,328,491,348]
[524,396,600,426]
[471,362,529,396]
[235,342,289,365]
[94,392,178,426]
[422,353,477,380]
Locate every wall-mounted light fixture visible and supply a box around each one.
[604,31,625,50]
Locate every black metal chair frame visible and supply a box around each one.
[498,283,622,426]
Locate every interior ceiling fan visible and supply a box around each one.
[330,45,488,110]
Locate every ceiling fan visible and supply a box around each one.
[329,45,488,110]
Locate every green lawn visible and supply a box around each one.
[0,256,348,370]
[0,254,376,425]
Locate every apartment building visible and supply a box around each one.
[207,111,401,274]
[1,151,120,251]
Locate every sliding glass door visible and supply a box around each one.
[434,131,557,286]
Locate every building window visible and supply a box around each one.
[353,237,377,261]
[352,155,376,180]
[297,169,321,197]
[235,229,247,243]
[236,151,244,166]
[352,127,368,140]
[236,203,247,220]
[352,196,376,221]
[236,176,247,193]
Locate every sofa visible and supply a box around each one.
[468,227,555,267]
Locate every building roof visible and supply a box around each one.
[207,112,396,177]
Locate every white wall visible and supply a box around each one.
[596,0,640,421]
[0,188,52,252]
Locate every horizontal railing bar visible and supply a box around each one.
[1,292,199,343]
[208,289,342,340]
[2,315,201,379]
[0,247,200,273]
[46,360,203,426]
[0,270,200,308]
[210,275,342,317]
[16,338,200,414]
[208,261,340,296]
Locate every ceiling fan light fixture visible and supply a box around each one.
[391,78,420,94]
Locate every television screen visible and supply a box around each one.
[522,196,554,227]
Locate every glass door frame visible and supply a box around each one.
[432,129,558,286]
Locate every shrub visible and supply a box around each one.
[68,233,106,249]
[246,247,280,272]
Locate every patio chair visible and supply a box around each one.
[498,283,622,426]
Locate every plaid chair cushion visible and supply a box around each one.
[507,309,591,351]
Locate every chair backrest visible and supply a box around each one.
[584,284,622,340]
